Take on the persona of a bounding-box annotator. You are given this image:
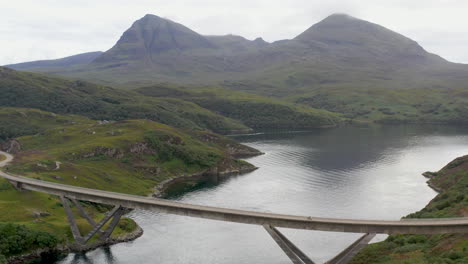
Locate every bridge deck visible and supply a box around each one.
[1,167,467,234]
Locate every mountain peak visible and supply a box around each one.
[93,14,214,63]
[324,13,355,20]
[142,13,159,19]
[137,14,170,24]
[294,13,430,62]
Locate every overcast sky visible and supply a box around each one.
[2,0,468,65]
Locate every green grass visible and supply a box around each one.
[0,177,137,243]
[0,108,260,259]
[289,86,468,125]
[135,85,342,129]
[8,118,257,194]
[0,67,248,134]
[0,107,91,142]
[350,155,468,264]
[0,156,5,162]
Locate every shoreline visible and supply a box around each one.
[2,151,261,263]
[152,165,258,198]
[7,225,144,264]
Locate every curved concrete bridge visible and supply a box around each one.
[1,151,467,263]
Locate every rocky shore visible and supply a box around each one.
[152,164,258,198]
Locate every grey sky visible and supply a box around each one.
[2,0,468,65]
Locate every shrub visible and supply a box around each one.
[118,218,137,232]
[0,223,59,257]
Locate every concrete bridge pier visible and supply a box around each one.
[9,180,23,191]
[325,233,376,264]
[264,225,315,264]
[264,225,377,264]
[60,196,125,246]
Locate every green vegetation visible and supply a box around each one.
[0,66,346,133]
[136,85,341,129]
[0,107,260,260]
[0,107,89,143]
[0,223,59,258]
[0,176,139,258]
[290,86,468,125]
[0,155,5,162]
[0,67,248,134]
[350,155,468,264]
[7,117,257,194]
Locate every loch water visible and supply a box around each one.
[56,125,468,264]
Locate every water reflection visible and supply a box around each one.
[55,125,468,264]
[61,247,115,264]
[70,253,93,264]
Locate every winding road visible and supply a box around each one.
[0,151,13,167]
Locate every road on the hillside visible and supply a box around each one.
[0,150,13,167]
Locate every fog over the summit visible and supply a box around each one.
[2,0,468,65]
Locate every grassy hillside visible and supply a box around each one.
[0,109,260,260]
[290,86,468,125]
[0,67,248,134]
[0,107,90,143]
[350,156,468,264]
[135,85,342,129]
[0,67,344,133]
[8,119,258,193]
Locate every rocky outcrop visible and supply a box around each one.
[422,171,437,178]
[129,142,156,155]
[133,165,161,176]
[0,139,21,154]
[152,158,258,197]
[81,146,124,159]
[226,143,264,158]
[197,133,263,158]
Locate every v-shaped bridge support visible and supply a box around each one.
[264,225,376,264]
[60,196,125,245]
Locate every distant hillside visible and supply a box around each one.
[6,51,103,72]
[0,67,249,133]
[0,107,89,143]
[0,67,341,132]
[135,85,341,130]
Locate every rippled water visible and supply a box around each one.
[56,125,468,264]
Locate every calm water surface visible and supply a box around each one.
[57,125,468,264]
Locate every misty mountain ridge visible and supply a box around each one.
[91,13,443,67]
[6,13,467,92]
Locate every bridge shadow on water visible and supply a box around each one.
[40,247,116,264]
